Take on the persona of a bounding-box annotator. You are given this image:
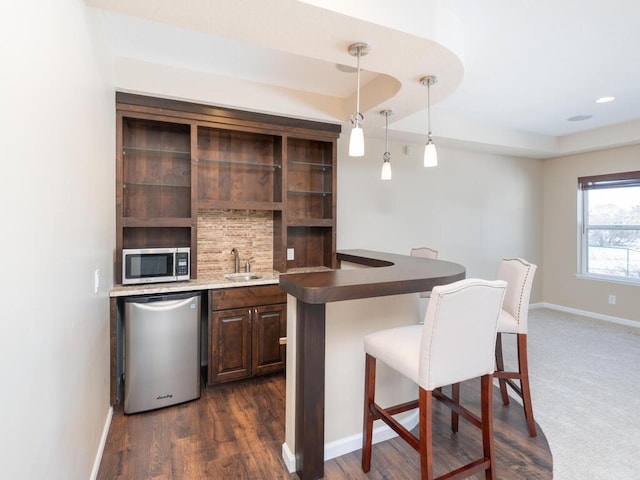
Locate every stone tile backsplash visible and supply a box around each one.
[197,209,274,277]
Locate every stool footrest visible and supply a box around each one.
[369,402,419,450]
[432,389,482,430]
[436,458,491,480]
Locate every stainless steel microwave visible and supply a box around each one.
[122,247,190,285]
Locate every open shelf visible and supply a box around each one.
[286,226,334,269]
[197,126,282,206]
[286,218,333,227]
[123,146,191,156]
[289,161,332,169]
[122,183,191,218]
[286,138,334,228]
[199,158,282,170]
[198,199,283,211]
[122,226,192,250]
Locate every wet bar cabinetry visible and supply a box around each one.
[116,115,195,284]
[197,128,283,210]
[208,285,287,384]
[115,93,340,280]
[284,137,336,270]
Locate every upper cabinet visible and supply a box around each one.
[116,113,196,285]
[197,127,283,210]
[286,137,334,225]
[279,137,337,271]
[121,118,192,220]
[115,93,340,282]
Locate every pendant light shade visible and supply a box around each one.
[348,42,369,157]
[349,126,365,157]
[424,139,438,167]
[381,156,392,180]
[420,75,438,167]
[380,109,393,180]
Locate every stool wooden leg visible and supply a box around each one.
[481,374,496,480]
[362,353,376,472]
[495,333,510,405]
[418,387,434,480]
[517,334,537,437]
[451,383,460,433]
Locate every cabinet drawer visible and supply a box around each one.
[210,285,286,310]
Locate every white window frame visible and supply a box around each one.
[578,171,640,285]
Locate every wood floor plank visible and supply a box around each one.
[98,374,552,479]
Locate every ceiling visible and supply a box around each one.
[87,0,640,158]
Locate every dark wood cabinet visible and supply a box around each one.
[197,128,283,210]
[276,136,337,271]
[208,286,286,385]
[115,114,197,282]
[209,307,252,383]
[115,93,340,278]
[252,304,287,375]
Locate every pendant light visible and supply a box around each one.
[348,42,369,157]
[380,110,392,180]
[420,75,438,167]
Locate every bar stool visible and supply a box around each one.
[410,246,439,260]
[362,278,507,480]
[448,258,538,437]
[494,257,538,436]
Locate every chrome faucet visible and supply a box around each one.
[230,248,240,273]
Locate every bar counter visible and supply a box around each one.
[279,249,466,480]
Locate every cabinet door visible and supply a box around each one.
[209,308,252,384]
[252,304,287,376]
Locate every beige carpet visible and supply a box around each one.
[501,308,640,479]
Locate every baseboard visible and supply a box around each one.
[90,406,113,480]
[281,411,418,472]
[539,302,639,329]
[281,442,297,473]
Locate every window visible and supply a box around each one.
[578,171,640,283]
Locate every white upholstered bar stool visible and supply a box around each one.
[362,279,507,480]
[410,246,439,260]
[494,257,538,437]
[410,247,439,324]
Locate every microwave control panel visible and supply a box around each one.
[176,252,190,276]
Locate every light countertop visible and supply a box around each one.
[109,271,280,297]
[109,266,332,297]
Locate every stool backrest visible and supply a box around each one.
[497,257,537,334]
[419,279,506,390]
[410,247,439,259]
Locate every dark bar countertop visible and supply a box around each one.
[279,249,467,304]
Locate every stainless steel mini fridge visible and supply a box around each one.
[124,292,201,414]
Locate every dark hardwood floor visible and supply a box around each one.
[98,374,552,479]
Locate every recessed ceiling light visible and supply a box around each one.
[595,96,615,103]
[568,114,593,122]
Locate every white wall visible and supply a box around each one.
[0,2,114,479]
[337,135,544,300]
[542,144,640,323]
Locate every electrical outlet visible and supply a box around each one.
[608,294,616,305]
[287,248,295,261]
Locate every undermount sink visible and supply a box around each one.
[224,273,263,281]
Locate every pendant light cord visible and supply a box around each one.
[385,110,389,152]
[427,79,432,140]
[356,47,361,123]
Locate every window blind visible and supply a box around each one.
[578,170,640,190]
